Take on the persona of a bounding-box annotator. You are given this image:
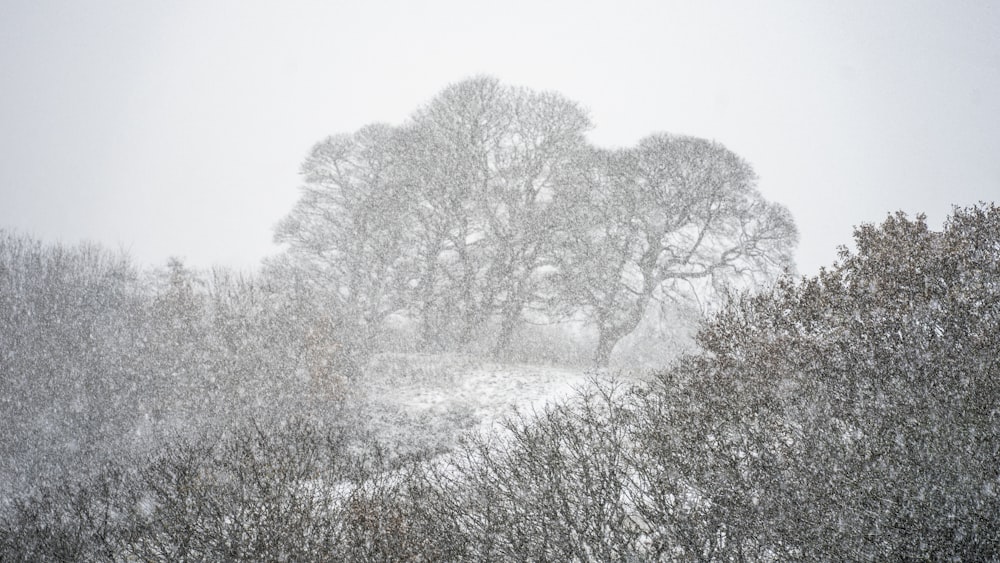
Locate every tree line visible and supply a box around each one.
[270,76,798,367]
[0,232,360,503]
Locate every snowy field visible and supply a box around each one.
[355,353,628,456]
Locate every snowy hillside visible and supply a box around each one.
[354,353,622,457]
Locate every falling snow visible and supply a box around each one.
[2,78,999,560]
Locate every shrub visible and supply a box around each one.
[0,418,427,561]
[416,381,651,560]
[632,204,1000,559]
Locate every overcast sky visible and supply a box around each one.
[2,0,998,275]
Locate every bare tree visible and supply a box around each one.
[272,81,791,366]
[552,135,797,367]
[402,76,591,355]
[271,123,415,368]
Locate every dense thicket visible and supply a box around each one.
[1,235,143,499]
[652,204,1000,558]
[1,418,444,562]
[0,232,352,503]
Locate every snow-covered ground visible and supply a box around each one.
[355,353,615,456]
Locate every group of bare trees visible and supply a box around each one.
[271,77,798,366]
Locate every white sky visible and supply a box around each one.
[1,0,998,275]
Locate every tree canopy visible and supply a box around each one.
[273,77,797,365]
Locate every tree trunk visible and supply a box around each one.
[593,327,619,368]
[420,316,439,351]
[592,298,650,368]
[492,302,520,360]
[457,238,478,347]
[417,244,441,350]
[492,267,527,359]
